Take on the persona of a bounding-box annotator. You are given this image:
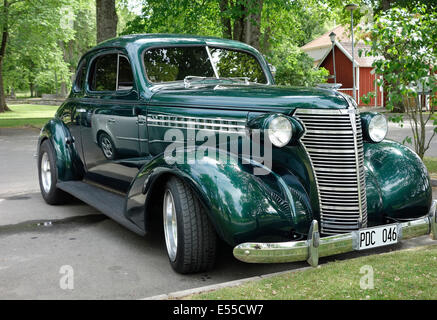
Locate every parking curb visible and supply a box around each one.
[140,267,312,300]
[432,179,437,187]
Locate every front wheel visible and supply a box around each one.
[163,177,217,274]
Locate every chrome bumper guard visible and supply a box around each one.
[233,200,437,266]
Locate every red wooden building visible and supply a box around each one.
[301,26,384,107]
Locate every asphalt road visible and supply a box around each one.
[386,121,437,157]
[0,126,436,299]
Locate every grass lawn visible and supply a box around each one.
[0,104,58,128]
[190,245,437,300]
[424,157,437,175]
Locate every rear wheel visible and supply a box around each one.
[38,140,68,205]
[163,177,217,274]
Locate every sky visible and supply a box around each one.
[127,0,143,15]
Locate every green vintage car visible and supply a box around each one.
[37,34,436,274]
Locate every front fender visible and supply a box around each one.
[126,148,313,246]
[364,140,432,224]
[38,118,83,181]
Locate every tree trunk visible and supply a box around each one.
[0,60,10,112]
[244,0,263,50]
[226,0,263,50]
[219,0,232,39]
[0,0,11,113]
[96,0,118,44]
[233,5,245,42]
[60,82,67,97]
[381,0,392,11]
[30,82,34,98]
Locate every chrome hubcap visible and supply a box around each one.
[41,152,52,193]
[163,189,178,261]
[101,136,113,158]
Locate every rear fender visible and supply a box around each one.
[38,118,84,181]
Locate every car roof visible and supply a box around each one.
[92,34,259,54]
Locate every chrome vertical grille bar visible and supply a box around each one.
[294,108,367,235]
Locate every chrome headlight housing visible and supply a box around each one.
[267,115,293,147]
[361,112,388,143]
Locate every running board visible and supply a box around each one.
[57,181,145,236]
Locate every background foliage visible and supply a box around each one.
[1,0,436,98]
[361,6,436,158]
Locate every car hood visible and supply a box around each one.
[149,84,350,113]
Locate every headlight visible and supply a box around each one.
[364,113,387,143]
[267,115,293,147]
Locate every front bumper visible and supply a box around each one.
[233,200,437,266]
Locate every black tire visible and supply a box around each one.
[98,132,117,160]
[38,139,69,205]
[163,177,217,274]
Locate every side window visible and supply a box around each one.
[73,60,87,92]
[88,53,134,92]
[89,53,118,92]
[117,56,134,91]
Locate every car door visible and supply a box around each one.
[80,50,144,193]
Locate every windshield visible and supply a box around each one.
[143,46,268,84]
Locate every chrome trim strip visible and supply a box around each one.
[146,113,248,134]
[306,148,356,154]
[348,105,364,225]
[147,124,246,135]
[305,130,354,135]
[147,118,246,129]
[295,108,350,115]
[148,113,247,123]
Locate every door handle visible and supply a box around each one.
[108,118,116,124]
[137,115,147,125]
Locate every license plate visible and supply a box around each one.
[354,224,399,250]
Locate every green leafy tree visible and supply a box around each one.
[122,0,222,38]
[269,43,329,87]
[121,0,333,87]
[59,0,96,95]
[0,0,72,111]
[3,0,96,100]
[362,6,436,159]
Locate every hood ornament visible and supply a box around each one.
[316,83,343,90]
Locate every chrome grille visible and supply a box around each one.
[294,108,367,235]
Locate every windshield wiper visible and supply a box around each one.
[183,76,251,88]
[183,76,218,88]
[219,77,250,85]
[151,76,253,92]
